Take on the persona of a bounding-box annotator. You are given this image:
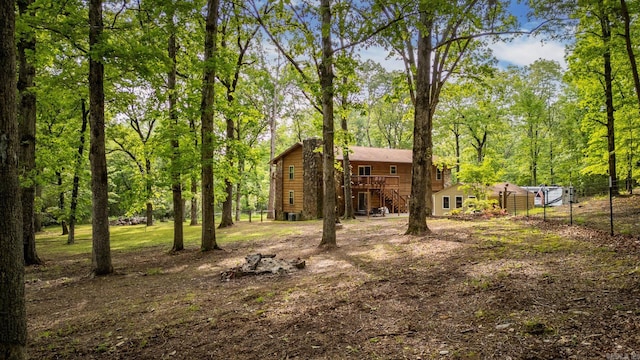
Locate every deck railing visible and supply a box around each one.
[350,175,400,189]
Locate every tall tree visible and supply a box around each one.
[335,1,361,220]
[598,0,619,195]
[263,55,284,220]
[89,0,113,275]
[200,0,221,251]
[249,0,379,247]
[383,0,513,235]
[218,2,259,228]
[168,5,184,251]
[67,100,89,245]
[318,0,337,247]
[0,0,27,356]
[18,0,42,265]
[109,93,158,225]
[565,0,621,194]
[619,0,638,193]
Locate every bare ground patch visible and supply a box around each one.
[26,217,640,359]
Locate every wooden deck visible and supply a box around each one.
[351,175,400,189]
[349,176,408,216]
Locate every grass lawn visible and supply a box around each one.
[36,219,304,256]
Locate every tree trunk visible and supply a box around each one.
[57,171,69,235]
[145,201,153,226]
[0,0,27,355]
[318,0,337,249]
[235,160,244,222]
[219,115,235,228]
[620,0,640,111]
[406,11,433,236]
[342,150,354,219]
[268,154,276,219]
[89,0,113,275]
[453,123,460,174]
[145,158,153,226]
[190,174,198,225]
[620,0,638,194]
[18,0,42,265]
[34,183,42,232]
[600,3,619,195]
[200,0,220,251]
[267,65,278,220]
[189,115,198,225]
[340,73,355,220]
[219,181,234,227]
[549,141,554,185]
[68,100,89,245]
[168,22,183,252]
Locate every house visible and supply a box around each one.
[432,182,535,216]
[270,138,451,220]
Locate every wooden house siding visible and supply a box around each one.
[432,183,535,216]
[432,184,474,216]
[281,146,304,215]
[487,183,535,215]
[272,140,451,219]
[347,160,412,213]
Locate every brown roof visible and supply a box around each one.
[487,183,531,196]
[337,146,413,163]
[271,142,437,165]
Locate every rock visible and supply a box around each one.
[496,323,512,330]
[221,254,306,281]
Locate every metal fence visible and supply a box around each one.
[499,180,639,237]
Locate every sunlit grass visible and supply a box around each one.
[36,219,307,257]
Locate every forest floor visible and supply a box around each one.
[26,196,640,359]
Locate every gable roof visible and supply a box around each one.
[487,183,531,196]
[271,142,441,165]
[269,142,303,165]
[337,146,413,163]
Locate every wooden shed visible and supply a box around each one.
[487,183,535,215]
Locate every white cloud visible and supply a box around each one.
[360,36,568,73]
[490,35,568,69]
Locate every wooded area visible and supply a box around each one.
[2,0,640,357]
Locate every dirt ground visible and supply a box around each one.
[26,211,640,359]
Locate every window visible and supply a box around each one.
[443,196,450,209]
[455,196,463,208]
[289,165,294,180]
[436,168,442,180]
[390,165,397,175]
[288,191,294,205]
[358,166,371,176]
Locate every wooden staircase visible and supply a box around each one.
[377,189,408,213]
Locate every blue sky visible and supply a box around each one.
[362,1,567,72]
[492,1,568,69]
